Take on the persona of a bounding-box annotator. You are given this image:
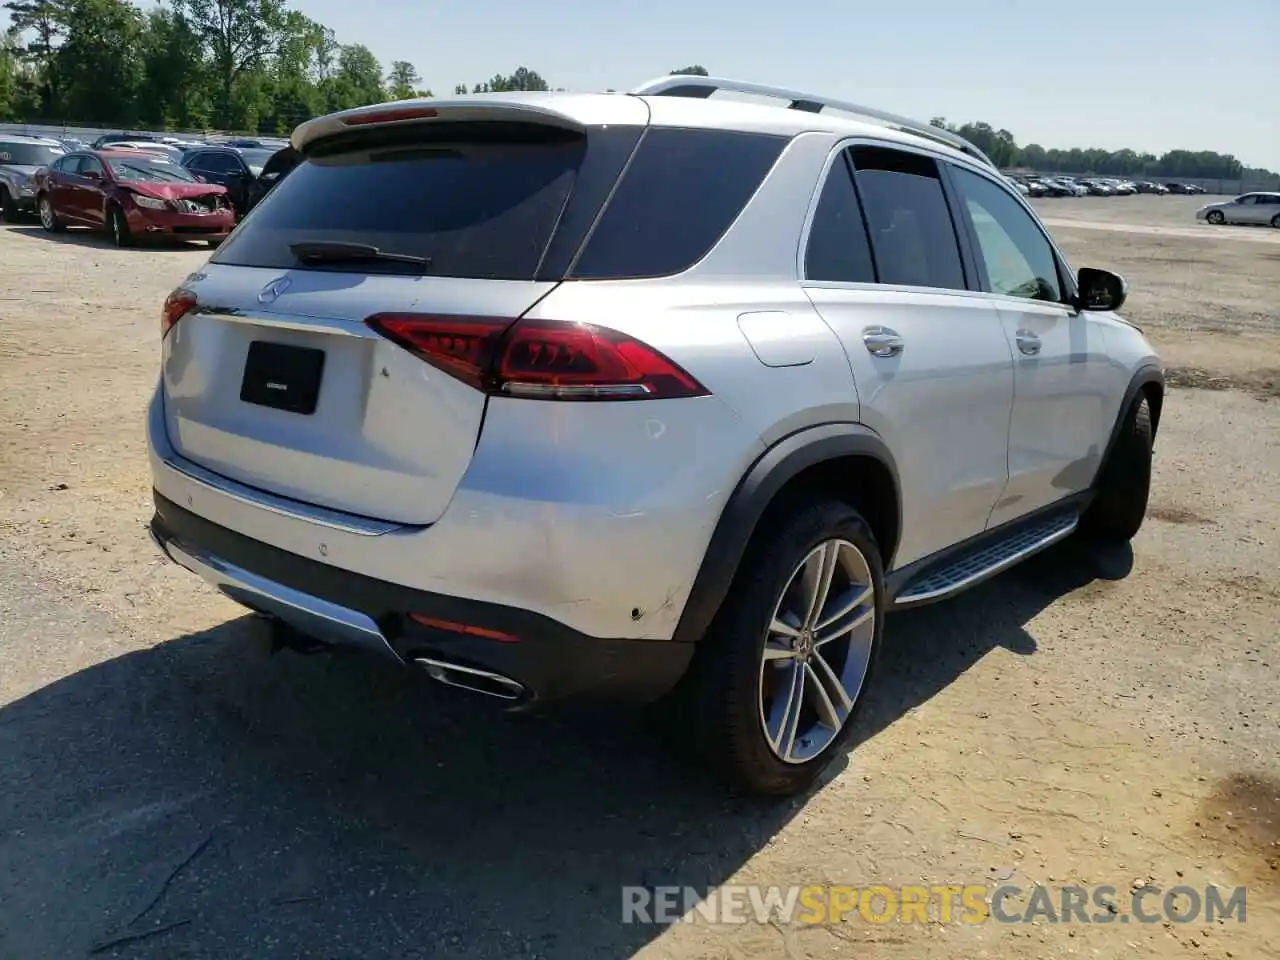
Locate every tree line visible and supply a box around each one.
[0,4,1271,184]
[932,118,1276,185]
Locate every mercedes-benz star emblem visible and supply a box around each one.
[257,277,292,304]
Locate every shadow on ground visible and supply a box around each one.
[1,222,213,251]
[0,540,1129,959]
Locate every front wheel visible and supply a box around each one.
[108,205,132,247]
[1080,395,1153,544]
[686,498,884,796]
[1270,214,1280,229]
[38,195,65,232]
[1206,210,1225,225]
[0,187,17,222]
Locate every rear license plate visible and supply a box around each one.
[240,341,326,415]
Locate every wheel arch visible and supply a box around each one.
[671,423,901,644]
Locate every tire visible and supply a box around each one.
[0,187,17,222]
[1080,395,1153,544]
[1271,214,1280,229]
[108,205,132,247]
[37,194,64,232]
[682,497,884,796]
[1206,210,1225,225]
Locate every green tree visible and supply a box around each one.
[3,0,68,114]
[172,0,285,127]
[386,59,420,100]
[320,42,382,111]
[54,0,144,124]
[453,82,467,95]
[475,66,547,93]
[137,6,211,128]
[669,64,708,76]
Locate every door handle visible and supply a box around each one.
[1015,329,1042,356]
[862,326,905,358]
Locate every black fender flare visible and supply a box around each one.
[1094,363,1164,486]
[671,423,900,644]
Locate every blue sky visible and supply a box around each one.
[298,0,1277,170]
[6,0,1276,168]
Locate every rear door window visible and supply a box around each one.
[569,128,787,279]
[803,149,876,283]
[213,122,637,280]
[849,147,966,291]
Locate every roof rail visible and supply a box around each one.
[630,75,996,169]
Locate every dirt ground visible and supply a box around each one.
[0,202,1277,959]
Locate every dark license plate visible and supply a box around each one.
[240,341,326,415]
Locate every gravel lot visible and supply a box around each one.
[0,203,1277,959]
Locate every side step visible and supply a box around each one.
[892,510,1080,608]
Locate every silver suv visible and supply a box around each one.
[0,134,66,220]
[147,76,1163,795]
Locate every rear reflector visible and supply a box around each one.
[342,106,439,126]
[161,288,198,338]
[365,314,709,401]
[408,613,521,643]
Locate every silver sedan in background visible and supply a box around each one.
[1196,192,1280,227]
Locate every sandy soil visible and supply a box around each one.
[0,207,1277,959]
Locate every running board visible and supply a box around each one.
[892,511,1080,608]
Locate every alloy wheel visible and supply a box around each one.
[758,538,876,764]
[39,198,54,230]
[1207,211,1224,225]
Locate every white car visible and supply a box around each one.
[1196,192,1280,227]
[147,76,1164,795]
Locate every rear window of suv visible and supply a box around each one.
[211,122,788,281]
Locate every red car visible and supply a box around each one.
[33,148,235,247]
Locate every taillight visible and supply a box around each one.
[365,314,710,401]
[342,105,439,126]
[161,288,198,338]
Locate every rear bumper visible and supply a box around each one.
[150,491,694,706]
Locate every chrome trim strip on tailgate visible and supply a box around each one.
[150,528,403,663]
[160,453,406,537]
[194,307,384,338]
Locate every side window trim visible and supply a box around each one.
[944,159,1078,307]
[933,158,982,293]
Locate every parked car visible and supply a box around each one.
[1134,181,1167,195]
[1005,175,1030,196]
[1080,179,1114,196]
[1030,178,1072,197]
[243,144,301,213]
[0,135,66,220]
[1195,192,1280,227]
[179,145,270,216]
[107,141,184,163]
[34,148,235,246]
[1166,182,1206,195]
[59,137,90,153]
[1048,177,1088,197]
[147,79,1162,796]
[1022,179,1048,198]
[91,132,164,150]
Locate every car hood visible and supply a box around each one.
[126,181,228,200]
[0,164,43,179]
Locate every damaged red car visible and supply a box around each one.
[33,149,235,247]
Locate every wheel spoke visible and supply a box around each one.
[768,663,806,761]
[815,583,874,633]
[802,542,838,630]
[803,662,845,731]
[810,649,855,716]
[762,640,797,662]
[769,614,801,639]
[816,605,874,647]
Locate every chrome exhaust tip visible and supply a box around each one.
[413,657,525,701]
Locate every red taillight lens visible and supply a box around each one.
[364,314,710,401]
[342,106,439,126]
[161,288,198,339]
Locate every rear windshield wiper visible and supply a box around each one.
[289,240,431,271]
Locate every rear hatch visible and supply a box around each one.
[160,101,648,525]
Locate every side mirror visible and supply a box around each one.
[1075,267,1127,312]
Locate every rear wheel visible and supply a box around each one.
[0,187,17,222]
[685,498,883,796]
[1080,395,1153,544]
[108,205,132,247]
[38,194,64,232]
[1270,214,1280,229]
[1206,210,1225,225]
